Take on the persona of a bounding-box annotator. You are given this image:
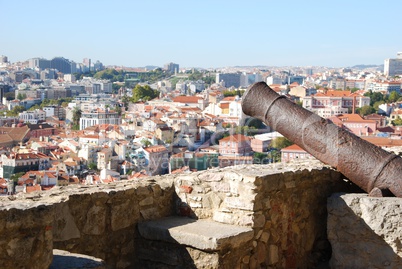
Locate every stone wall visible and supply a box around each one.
[0,178,176,269]
[0,160,374,269]
[174,160,361,268]
[328,193,402,268]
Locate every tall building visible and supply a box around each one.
[164,62,179,73]
[216,73,242,88]
[0,55,8,63]
[83,58,91,72]
[0,83,7,102]
[50,57,76,74]
[384,52,402,77]
[28,58,51,70]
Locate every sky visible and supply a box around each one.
[1,0,401,69]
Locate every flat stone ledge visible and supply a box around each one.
[50,249,107,269]
[138,216,254,251]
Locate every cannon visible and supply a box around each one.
[242,81,402,197]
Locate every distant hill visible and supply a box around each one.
[351,64,383,70]
[144,65,160,70]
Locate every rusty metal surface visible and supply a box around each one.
[242,82,402,197]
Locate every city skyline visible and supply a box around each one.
[1,0,401,69]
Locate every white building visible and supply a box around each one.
[384,52,402,77]
[365,81,401,93]
[79,108,121,130]
[266,76,283,85]
[19,109,46,124]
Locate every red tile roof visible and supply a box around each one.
[173,96,202,103]
[336,114,375,123]
[281,144,306,152]
[219,134,251,143]
[144,145,168,153]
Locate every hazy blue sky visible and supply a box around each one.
[1,0,401,68]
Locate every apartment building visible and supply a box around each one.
[218,134,253,156]
[79,108,121,130]
[19,109,46,124]
[384,52,402,77]
[365,81,401,93]
[302,90,370,118]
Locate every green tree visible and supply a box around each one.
[141,139,152,148]
[28,104,41,111]
[188,70,203,81]
[223,89,246,97]
[392,118,402,126]
[17,93,27,100]
[270,137,293,150]
[357,105,375,116]
[132,85,159,102]
[4,92,15,100]
[373,100,385,111]
[202,74,216,86]
[115,105,122,116]
[388,91,400,103]
[10,172,25,184]
[253,152,269,164]
[94,68,119,80]
[6,105,25,116]
[364,91,385,106]
[88,162,98,171]
[72,107,82,130]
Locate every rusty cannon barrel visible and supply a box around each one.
[242,81,402,197]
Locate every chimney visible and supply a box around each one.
[352,95,356,114]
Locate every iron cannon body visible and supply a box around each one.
[242,82,402,197]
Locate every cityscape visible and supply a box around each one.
[0,52,401,195]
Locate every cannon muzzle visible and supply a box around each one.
[242,82,402,197]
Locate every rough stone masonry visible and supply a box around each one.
[0,160,400,268]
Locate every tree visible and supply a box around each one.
[391,118,402,126]
[10,172,25,184]
[223,89,246,97]
[270,137,293,150]
[141,139,152,148]
[4,92,15,100]
[253,152,269,164]
[72,107,82,130]
[388,91,400,103]
[132,85,159,102]
[357,105,375,116]
[6,105,25,116]
[188,70,203,81]
[373,100,385,112]
[364,91,385,106]
[88,162,98,171]
[17,93,27,100]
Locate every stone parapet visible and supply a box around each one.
[170,160,360,268]
[0,178,176,269]
[328,193,402,268]
[0,160,363,268]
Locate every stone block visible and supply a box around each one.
[328,193,402,269]
[139,196,154,206]
[83,205,106,235]
[138,216,254,251]
[224,196,254,211]
[268,244,279,265]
